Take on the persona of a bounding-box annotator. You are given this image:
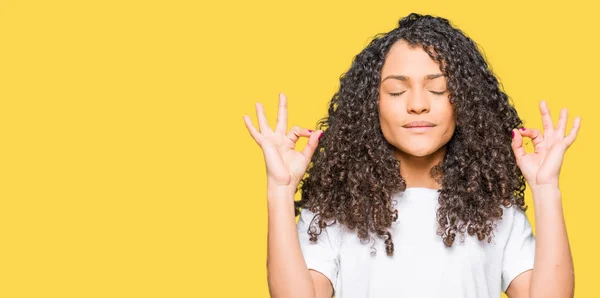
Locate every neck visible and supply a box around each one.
[394,146,446,189]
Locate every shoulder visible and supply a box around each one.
[298,207,322,228]
[493,204,535,251]
[494,204,531,238]
[298,208,342,234]
[499,204,527,224]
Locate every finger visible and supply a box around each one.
[286,125,314,144]
[243,115,263,145]
[275,93,288,134]
[539,100,554,137]
[519,128,545,153]
[556,108,568,137]
[302,130,323,161]
[255,102,271,133]
[511,129,526,163]
[564,116,581,147]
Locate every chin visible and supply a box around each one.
[404,149,435,157]
[396,144,441,158]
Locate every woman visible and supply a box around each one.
[243,13,579,298]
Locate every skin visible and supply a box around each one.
[378,40,455,189]
[506,103,579,298]
[243,40,580,298]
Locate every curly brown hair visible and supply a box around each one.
[294,13,527,256]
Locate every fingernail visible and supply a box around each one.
[319,132,324,140]
[511,131,515,138]
[308,129,313,133]
[520,128,526,131]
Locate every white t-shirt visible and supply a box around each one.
[297,187,536,298]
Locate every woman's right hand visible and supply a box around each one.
[243,93,323,191]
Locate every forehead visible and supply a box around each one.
[381,40,442,77]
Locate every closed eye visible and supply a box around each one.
[390,91,446,97]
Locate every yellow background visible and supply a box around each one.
[1,0,598,297]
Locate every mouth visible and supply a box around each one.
[402,121,436,129]
[404,126,434,133]
[402,121,436,133]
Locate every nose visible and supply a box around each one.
[406,89,430,114]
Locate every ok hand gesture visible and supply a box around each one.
[243,93,323,193]
[511,100,581,190]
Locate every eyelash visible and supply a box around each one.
[390,91,446,97]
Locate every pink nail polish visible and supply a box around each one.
[520,128,526,131]
[308,129,313,133]
[511,131,514,138]
[319,132,324,140]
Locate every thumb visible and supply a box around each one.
[301,130,323,162]
[511,129,525,163]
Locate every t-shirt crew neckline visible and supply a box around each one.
[395,187,441,201]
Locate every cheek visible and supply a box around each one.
[443,124,456,141]
[438,103,456,133]
[378,102,398,126]
[378,113,400,145]
[440,117,456,141]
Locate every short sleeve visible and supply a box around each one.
[501,207,536,292]
[297,208,339,293]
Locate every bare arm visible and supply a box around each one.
[506,186,574,298]
[508,101,579,297]
[243,93,332,298]
[266,188,333,298]
[529,187,574,298]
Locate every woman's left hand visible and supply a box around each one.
[511,100,581,190]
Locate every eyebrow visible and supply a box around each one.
[382,73,444,82]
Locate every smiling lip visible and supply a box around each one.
[402,121,436,128]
